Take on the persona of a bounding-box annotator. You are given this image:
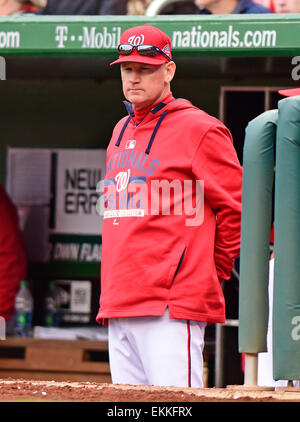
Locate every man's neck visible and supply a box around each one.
[208,0,239,14]
[133,92,174,123]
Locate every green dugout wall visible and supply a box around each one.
[1,13,300,383]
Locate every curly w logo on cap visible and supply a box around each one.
[128,34,145,45]
[110,24,173,66]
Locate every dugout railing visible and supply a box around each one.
[239,96,300,386]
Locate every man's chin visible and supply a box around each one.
[128,97,151,110]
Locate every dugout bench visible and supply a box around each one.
[0,337,111,383]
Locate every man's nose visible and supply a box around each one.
[130,70,141,83]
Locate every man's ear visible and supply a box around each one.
[165,61,176,84]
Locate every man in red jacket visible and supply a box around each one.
[0,186,27,335]
[97,24,243,388]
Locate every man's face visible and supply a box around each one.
[273,0,300,12]
[120,62,171,110]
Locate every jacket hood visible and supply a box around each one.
[116,98,198,155]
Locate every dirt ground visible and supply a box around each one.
[0,378,300,402]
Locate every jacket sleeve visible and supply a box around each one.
[192,123,243,281]
[0,189,28,320]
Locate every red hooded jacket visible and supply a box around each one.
[0,186,28,320]
[97,95,242,324]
